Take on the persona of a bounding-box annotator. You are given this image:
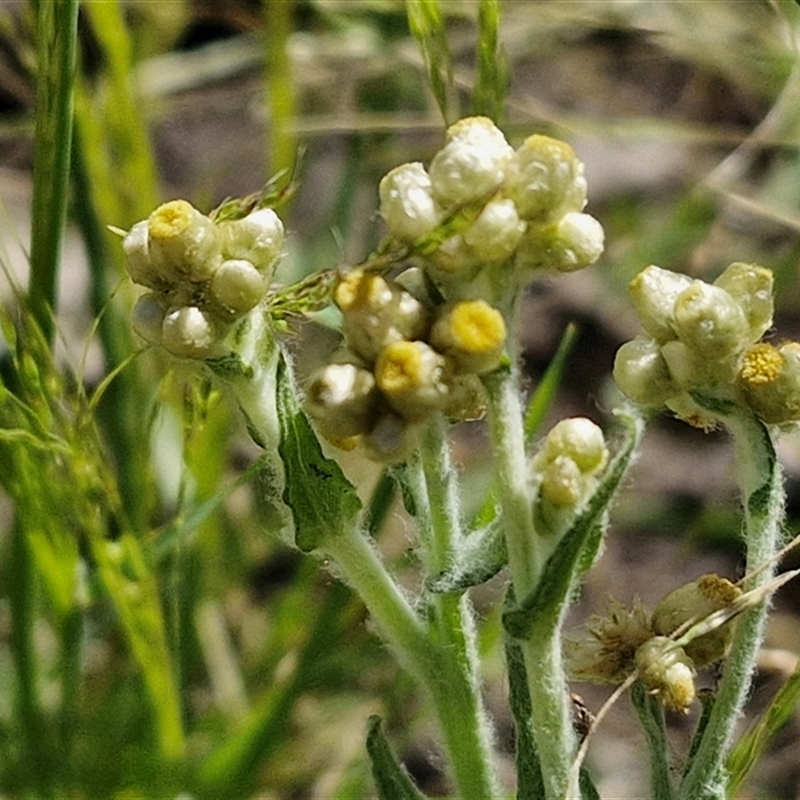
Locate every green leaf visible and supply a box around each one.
[505,636,545,800]
[276,354,361,552]
[405,0,455,123]
[473,0,507,121]
[366,715,429,800]
[426,521,506,593]
[503,407,644,640]
[631,680,675,800]
[726,656,800,796]
[93,534,184,760]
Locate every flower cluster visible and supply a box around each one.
[379,116,604,290]
[565,574,741,713]
[532,417,608,509]
[122,200,284,359]
[307,119,605,460]
[612,262,800,427]
[305,268,506,460]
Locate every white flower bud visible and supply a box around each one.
[628,265,692,342]
[613,336,676,406]
[219,208,285,274]
[123,220,155,288]
[713,262,773,342]
[672,282,749,357]
[161,305,218,360]
[131,292,165,345]
[379,162,440,243]
[543,417,608,474]
[462,198,526,263]
[209,259,267,316]
[429,118,513,208]
[540,454,584,507]
[305,363,378,439]
[147,200,222,284]
[375,340,449,421]
[336,270,430,362]
[514,212,604,274]
[505,134,587,222]
[635,637,696,714]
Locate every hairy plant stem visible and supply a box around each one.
[483,291,577,800]
[414,416,500,798]
[678,411,783,800]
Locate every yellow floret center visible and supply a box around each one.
[335,270,388,311]
[739,343,783,386]
[450,300,506,354]
[376,342,425,392]
[149,200,194,240]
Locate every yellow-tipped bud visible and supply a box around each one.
[430,300,506,374]
[375,341,448,421]
[336,270,430,363]
[147,200,221,283]
[651,574,741,667]
[505,135,587,222]
[713,262,773,342]
[739,341,800,424]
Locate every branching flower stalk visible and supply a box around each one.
[117,112,800,800]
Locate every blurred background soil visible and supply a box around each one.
[2,1,800,797]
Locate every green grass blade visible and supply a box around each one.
[726,655,800,796]
[473,0,507,121]
[405,0,455,123]
[264,0,298,178]
[28,0,79,344]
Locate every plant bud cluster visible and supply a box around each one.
[379,116,603,290]
[305,268,507,461]
[531,417,608,509]
[612,262,800,427]
[565,574,741,714]
[123,200,284,359]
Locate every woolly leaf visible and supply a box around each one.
[276,355,361,552]
[504,407,644,639]
[366,715,429,800]
[427,521,506,593]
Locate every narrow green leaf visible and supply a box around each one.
[505,636,545,800]
[93,534,184,760]
[631,680,675,800]
[366,715,429,800]
[28,0,79,344]
[726,657,800,796]
[503,407,644,640]
[427,521,506,593]
[406,0,455,123]
[473,0,507,121]
[525,324,581,442]
[276,354,361,552]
